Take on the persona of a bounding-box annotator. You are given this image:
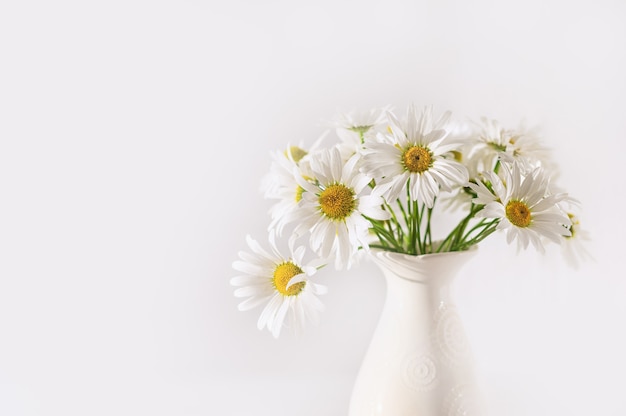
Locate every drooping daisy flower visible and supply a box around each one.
[361,105,469,207]
[555,198,594,269]
[561,211,593,269]
[293,147,391,270]
[468,162,571,253]
[231,234,327,338]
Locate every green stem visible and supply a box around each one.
[368,219,402,251]
[436,205,481,253]
[451,203,478,248]
[456,221,499,249]
[413,199,422,254]
[426,205,434,252]
[384,202,403,244]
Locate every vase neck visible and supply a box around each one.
[369,249,477,285]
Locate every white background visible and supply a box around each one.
[1,0,625,415]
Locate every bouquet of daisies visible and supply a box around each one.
[231,104,589,337]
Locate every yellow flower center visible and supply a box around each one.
[285,146,308,163]
[505,200,532,227]
[319,184,355,220]
[273,262,306,296]
[403,146,432,173]
[295,185,305,202]
[564,212,578,239]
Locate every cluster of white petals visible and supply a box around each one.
[232,104,590,337]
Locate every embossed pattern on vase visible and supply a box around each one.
[403,352,439,392]
[443,384,482,416]
[434,304,472,367]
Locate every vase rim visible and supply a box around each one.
[369,245,478,261]
[368,246,478,283]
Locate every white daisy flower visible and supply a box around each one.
[468,162,571,253]
[261,135,327,236]
[333,107,389,160]
[262,148,307,236]
[465,117,555,178]
[361,105,469,208]
[231,234,327,338]
[461,118,515,181]
[561,211,593,269]
[504,122,555,174]
[293,147,391,270]
[555,199,594,269]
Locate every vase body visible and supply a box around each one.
[348,249,483,416]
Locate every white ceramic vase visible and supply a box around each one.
[348,248,484,416]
